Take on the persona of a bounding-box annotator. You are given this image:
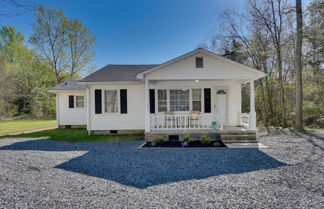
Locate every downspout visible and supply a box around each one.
[86,84,91,135]
[56,94,59,128]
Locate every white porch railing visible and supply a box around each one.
[150,114,224,131]
[240,113,250,128]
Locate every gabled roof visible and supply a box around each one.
[79,64,159,82]
[136,48,265,79]
[49,80,85,91]
[52,48,264,87]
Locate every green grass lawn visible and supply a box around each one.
[0,120,56,135]
[0,128,144,143]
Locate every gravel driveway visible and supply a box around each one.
[0,132,323,209]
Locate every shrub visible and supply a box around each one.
[181,135,190,142]
[150,141,157,147]
[201,135,212,144]
[213,142,222,147]
[181,135,194,143]
[154,137,164,144]
[187,137,195,143]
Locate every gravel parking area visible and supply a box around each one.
[0,132,323,209]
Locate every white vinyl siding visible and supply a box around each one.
[145,53,257,80]
[57,91,86,126]
[89,83,145,130]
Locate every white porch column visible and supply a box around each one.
[144,78,151,132]
[249,80,257,130]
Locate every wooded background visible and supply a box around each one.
[0,0,323,129]
[0,5,95,120]
[200,0,324,129]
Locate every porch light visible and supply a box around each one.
[195,80,199,82]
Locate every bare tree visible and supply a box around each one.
[248,0,293,127]
[0,0,33,17]
[207,9,275,129]
[294,0,303,129]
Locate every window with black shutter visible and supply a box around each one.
[69,95,74,108]
[95,89,102,114]
[120,89,127,114]
[149,89,155,113]
[204,88,211,113]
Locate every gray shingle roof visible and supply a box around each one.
[49,80,85,91]
[79,64,159,82]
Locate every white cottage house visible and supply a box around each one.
[49,48,265,141]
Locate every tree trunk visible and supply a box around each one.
[294,0,303,129]
[276,47,287,127]
[261,58,274,120]
[260,79,270,132]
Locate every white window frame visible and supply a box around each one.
[191,88,202,112]
[169,89,190,112]
[157,89,168,112]
[152,87,210,113]
[103,89,119,114]
[75,95,85,108]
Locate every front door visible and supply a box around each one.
[214,89,227,124]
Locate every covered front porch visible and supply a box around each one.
[144,79,257,135]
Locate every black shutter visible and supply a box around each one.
[149,89,155,113]
[95,89,102,114]
[120,89,127,114]
[204,88,211,113]
[69,95,74,108]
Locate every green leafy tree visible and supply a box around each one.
[30,6,95,83]
[29,6,68,84]
[0,25,57,119]
[303,0,324,127]
[66,19,95,79]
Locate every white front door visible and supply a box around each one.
[214,89,227,124]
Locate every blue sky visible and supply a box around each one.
[0,0,311,69]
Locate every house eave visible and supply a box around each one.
[136,48,266,79]
[48,89,86,93]
[77,81,144,86]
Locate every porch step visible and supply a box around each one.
[220,130,256,135]
[221,134,257,143]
